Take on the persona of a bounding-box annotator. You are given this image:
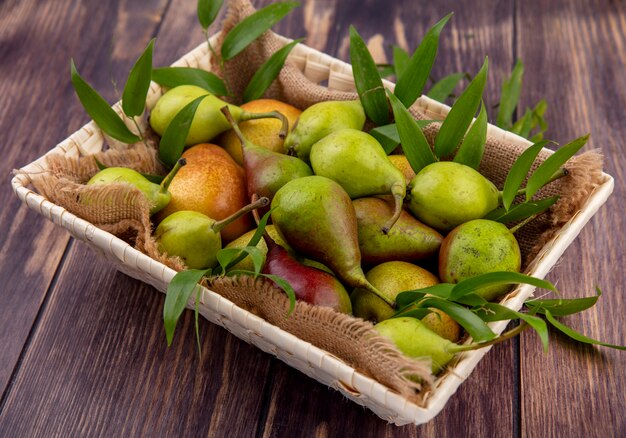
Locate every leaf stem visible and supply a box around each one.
[448,321,530,353]
[205,30,231,97]
[131,116,150,148]
[509,212,542,234]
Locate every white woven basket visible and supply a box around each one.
[11,34,614,425]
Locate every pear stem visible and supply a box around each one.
[250,194,277,249]
[159,158,186,194]
[220,106,249,149]
[447,321,530,353]
[364,281,396,307]
[239,110,289,139]
[381,182,406,234]
[211,197,270,234]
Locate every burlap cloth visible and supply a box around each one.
[23,0,605,404]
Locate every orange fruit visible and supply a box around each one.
[155,144,251,242]
[388,154,416,183]
[218,99,302,165]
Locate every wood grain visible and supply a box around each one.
[0,0,165,396]
[516,0,626,435]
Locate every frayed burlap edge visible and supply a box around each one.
[208,275,434,402]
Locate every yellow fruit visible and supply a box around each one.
[388,155,416,183]
[218,99,302,165]
[155,144,251,242]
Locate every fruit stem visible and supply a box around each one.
[221,106,247,143]
[159,158,186,194]
[250,194,277,250]
[447,321,530,353]
[381,182,406,234]
[363,281,396,307]
[239,110,289,139]
[212,197,270,234]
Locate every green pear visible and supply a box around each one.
[271,175,390,305]
[353,197,442,265]
[284,100,365,162]
[87,158,185,214]
[375,317,455,374]
[150,85,287,146]
[154,197,269,269]
[407,162,499,232]
[310,129,406,233]
[439,219,521,301]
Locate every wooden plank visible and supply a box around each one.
[0,242,272,436]
[258,1,521,435]
[517,0,626,435]
[0,0,164,396]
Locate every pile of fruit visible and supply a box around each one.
[70,0,624,378]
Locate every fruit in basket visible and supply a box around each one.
[149,85,288,146]
[219,99,302,165]
[87,158,186,215]
[407,161,499,232]
[284,100,365,162]
[375,317,455,374]
[388,155,416,183]
[262,229,352,314]
[353,197,442,265]
[154,197,269,270]
[223,225,291,271]
[155,144,251,242]
[310,129,407,233]
[221,107,312,202]
[270,175,391,305]
[439,219,521,301]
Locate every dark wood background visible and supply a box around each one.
[1,0,625,436]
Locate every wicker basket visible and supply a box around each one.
[11,34,614,425]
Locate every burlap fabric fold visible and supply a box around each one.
[23,0,606,404]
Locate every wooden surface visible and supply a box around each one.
[1,0,624,435]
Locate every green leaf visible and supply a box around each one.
[525,134,589,201]
[217,246,265,276]
[70,60,140,144]
[223,208,274,271]
[243,38,303,102]
[484,196,559,223]
[164,268,211,345]
[451,272,556,300]
[392,307,432,320]
[376,64,396,79]
[369,120,436,155]
[454,293,488,307]
[158,94,207,166]
[475,303,549,351]
[394,13,453,108]
[453,100,488,169]
[426,72,465,102]
[501,140,552,210]
[510,108,534,138]
[392,45,410,79]
[387,90,437,173]
[260,273,296,315]
[349,26,389,125]
[526,288,601,317]
[418,297,496,342]
[395,284,455,308]
[197,0,223,30]
[434,57,488,158]
[122,38,155,117]
[152,67,228,96]
[221,2,299,61]
[545,310,626,350]
[496,59,524,129]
